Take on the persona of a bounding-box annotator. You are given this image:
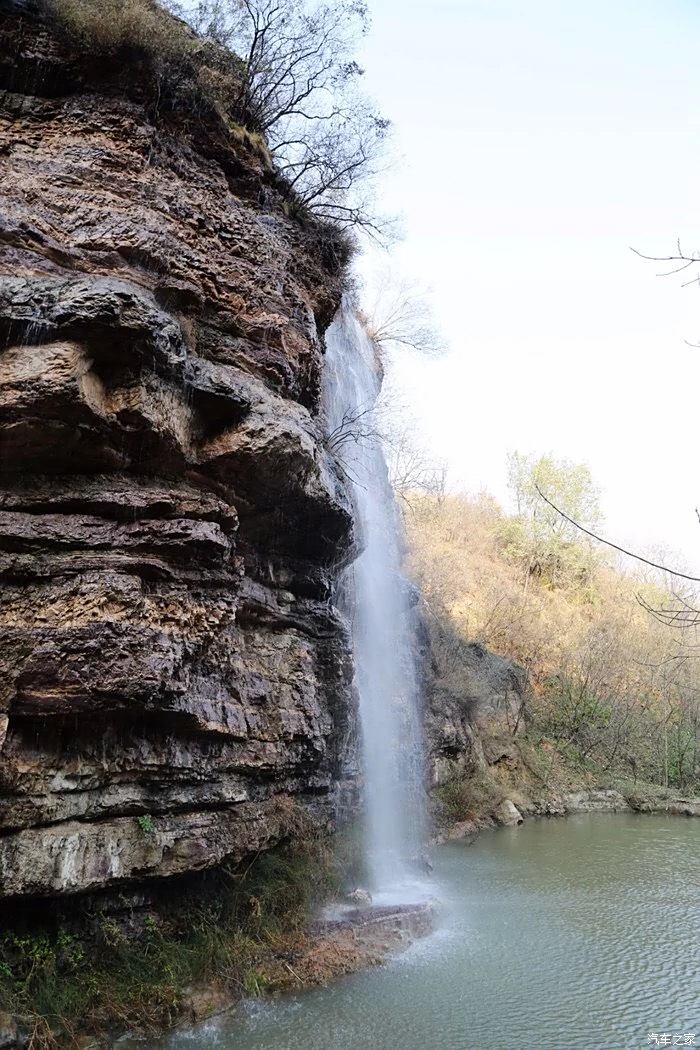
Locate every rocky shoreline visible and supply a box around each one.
[4,791,698,1047]
[436,786,700,846]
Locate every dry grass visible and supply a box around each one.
[50,0,194,59]
[406,493,700,792]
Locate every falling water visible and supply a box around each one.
[323,302,426,901]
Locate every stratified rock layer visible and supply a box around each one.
[0,4,358,899]
[417,624,530,787]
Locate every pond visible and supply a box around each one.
[153,813,700,1050]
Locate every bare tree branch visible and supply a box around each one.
[362,270,445,355]
[180,0,389,233]
[534,484,700,583]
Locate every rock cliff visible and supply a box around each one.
[0,1,359,901]
[416,613,530,790]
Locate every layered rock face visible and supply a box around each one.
[0,4,358,900]
[419,628,529,787]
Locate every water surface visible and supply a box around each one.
[158,814,700,1050]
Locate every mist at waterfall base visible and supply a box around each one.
[323,304,429,905]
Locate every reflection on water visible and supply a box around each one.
[148,814,700,1050]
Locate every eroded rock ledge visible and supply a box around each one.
[0,2,359,901]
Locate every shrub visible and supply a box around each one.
[0,817,359,1046]
[47,0,388,237]
[434,770,504,826]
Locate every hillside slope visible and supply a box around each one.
[406,493,700,827]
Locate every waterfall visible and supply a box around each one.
[323,302,427,902]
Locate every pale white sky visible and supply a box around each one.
[358,0,700,568]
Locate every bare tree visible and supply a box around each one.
[536,484,700,630]
[176,0,390,232]
[385,424,448,504]
[631,239,700,347]
[631,239,700,286]
[362,271,445,355]
[376,395,448,504]
[324,402,378,455]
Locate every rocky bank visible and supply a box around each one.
[414,612,700,837]
[0,0,360,906]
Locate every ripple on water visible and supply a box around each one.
[155,813,700,1050]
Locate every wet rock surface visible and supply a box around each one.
[313,901,434,943]
[0,5,359,901]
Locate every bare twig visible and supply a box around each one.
[534,485,700,583]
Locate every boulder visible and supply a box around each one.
[348,887,373,907]
[494,799,524,826]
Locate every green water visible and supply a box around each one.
[156,814,700,1050]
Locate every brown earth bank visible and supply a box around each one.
[122,903,434,1046]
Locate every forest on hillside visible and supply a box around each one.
[404,454,700,793]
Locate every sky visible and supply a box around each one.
[356,0,700,569]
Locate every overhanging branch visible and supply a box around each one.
[534,485,700,583]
